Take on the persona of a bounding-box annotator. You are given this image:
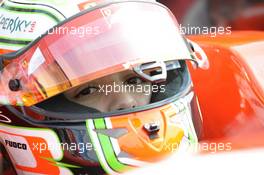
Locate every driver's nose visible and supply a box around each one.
[109,93,137,112]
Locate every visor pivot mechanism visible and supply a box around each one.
[134,61,167,83]
[9,79,21,91]
[143,122,160,140]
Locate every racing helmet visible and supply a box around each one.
[0,0,203,174]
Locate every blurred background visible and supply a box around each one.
[0,0,263,31]
[158,0,264,31]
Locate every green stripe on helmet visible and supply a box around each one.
[0,37,31,45]
[6,0,66,19]
[1,3,61,22]
[86,118,132,174]
[94,118,129,172]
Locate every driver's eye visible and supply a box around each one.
[125,77,145,85]
[76,87,98,98]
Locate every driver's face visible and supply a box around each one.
[64,70,152,112]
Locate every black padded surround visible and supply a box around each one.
[151,61,188,103]
[150,70,182,102]
[36,94,100,113]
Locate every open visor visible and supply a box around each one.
[0,1,195,106]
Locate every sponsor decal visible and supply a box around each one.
[0,14,37,33]
[0,124,73,174]
[5,139,27,150]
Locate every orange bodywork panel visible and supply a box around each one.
[188,31,264,151]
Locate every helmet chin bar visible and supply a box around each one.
[133,61,167,83]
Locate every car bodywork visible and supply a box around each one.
[188,31,264,151]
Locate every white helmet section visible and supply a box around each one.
[0,0,91,51]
